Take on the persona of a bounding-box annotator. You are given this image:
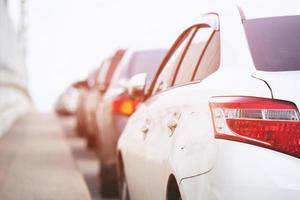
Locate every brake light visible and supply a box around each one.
[112,96,139,116]
[209,96,300,158]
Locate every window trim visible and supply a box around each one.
[102,49,126,91]
[96,58,110,84]
[171,23,211,86]
[190,30,219,81]
[147,25,197,97]
[201,13,220,31]
[146,13,220,100]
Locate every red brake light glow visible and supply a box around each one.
[209,96,300,158]
[112,96,139,117]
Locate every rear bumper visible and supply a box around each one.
[180,140,300,200]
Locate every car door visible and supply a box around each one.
[121,27,197,200]
[143,20,220,199]
[169,25,221,180]
[95,50,125,146]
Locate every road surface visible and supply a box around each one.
[0,112,116,200]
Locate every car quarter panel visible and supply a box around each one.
[166,68,272,180]
[217,5,256,72]
[118,103,151,200]
[180,139,300,200]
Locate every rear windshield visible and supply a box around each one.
[244,15,300,71]
[111,49,166,86]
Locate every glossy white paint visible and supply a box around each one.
[118,3,300,200]
[253,71,300,108]
[180,140,300,200]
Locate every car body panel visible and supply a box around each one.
[119,70,271,199]
[118,104,150,199]
[76,88,89,135]
[253,71,300,108]
[180,139,300,200]
[97,87,127,164]
[84,88,101,136]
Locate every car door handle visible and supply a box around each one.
[141,124,149,134]
[167,118,178,130]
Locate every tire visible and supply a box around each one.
[99,163,118,198]
[168,189,182,200]
[100,178,118,198]
[118,165,130,200]
[167,176,182,200]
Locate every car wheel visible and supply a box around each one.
[99,163,118,198]
[167,176,182,200]
[168,190,182,200]
[118,166,130,200]
[100,178,118,198]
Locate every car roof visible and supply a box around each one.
[237,0,300,20]
[195,1,300,23]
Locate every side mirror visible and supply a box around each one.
[127,73,147,101]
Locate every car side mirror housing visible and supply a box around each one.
[127,73,147,101]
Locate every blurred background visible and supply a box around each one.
[0,1,216,197]
[0,0,216,134]
[2,1,297,199]
[27,0,216,112]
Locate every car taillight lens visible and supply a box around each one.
[209,96,300,158]
[112,96,139,117]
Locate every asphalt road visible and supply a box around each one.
[60,115,118,200]
[0,112,91,200]
[0,112,117,200]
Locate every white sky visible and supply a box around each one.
[27,0,215,111]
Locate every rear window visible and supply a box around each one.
[244,15,300,71]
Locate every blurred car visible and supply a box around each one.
[117,2,300,200]
[76,50,125,142]
[76,69,98,137]
[55,81,85,116]
[96,49,166,197]
[84,50,126,148]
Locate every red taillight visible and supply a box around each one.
[209,96,300,158]
[112,96,139,117]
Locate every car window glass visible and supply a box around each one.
[127,50,166,80]
[193,31,220,81]
[174,27,214,86]
[152,28,196,94]
[244,16,300,71]
[110,50,166,89]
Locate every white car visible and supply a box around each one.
[95,49,166,197]
[117,2,300,200]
